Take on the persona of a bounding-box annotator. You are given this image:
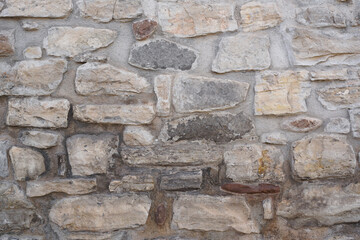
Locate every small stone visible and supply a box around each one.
[113,0,143,22]
[26,179,97,197]
[75,62,150,95]
[281,116,322,132]
[0,135,14,178]
[172,194,259,233]
[317,83,360,110]
[349,109,360,138]
[6,97,70,128]
[73,52,107,63]
[154,74,172,117]
[263,197,274,220]
[9,146,45,181]
[66,134,119,176]
[0,30,15,57]
[133,19,157,40]
[221,183,280,195]
[240,2,282,32]
[21,21,39,31]
[325,117,350,134]
[296,5,346,28]
[23,46,42,59]
[44,27,117,57]
[155,204,166,226]
[123,126,155,146]
[310,69,354,81]
[77,0,116,23]
[160,170,202,191]
[292,134,356,180]
[109,175,155,192]
[57,155,68,177]
[128,39,198,71]
[260,132,287,145]
[20,130,61,149]
[73,103,155,125]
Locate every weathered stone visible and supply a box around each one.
[260,132,287,145]
[44,27,117,57]
[172,75,249,113]
[6,97,70,128]
[212,34,270,73]
[9,147,45,181]
[325,117,350,134]
[263,197,274,220]
[26,179,97,197]
[224,144,285,183]
[154,74,172,117]
[123,126,155,146]
[77,0,116,23]
[240,2,282,32]
[255,70,311,115]
[0,59,67,96]
[160,170,202,191]
[349,109,360,138]
[317,83,360,110]
[172,194,259,233]
[21,21,39,31]
[0,235,44,240]
[310,68,356,81]
[109,175,155,192]
[296,5,346,28]
[0,30,15,57]
[73,103,155,125]
[23,46,42,59]
[281,116,322,133]
[20,130,60,149]
[121,142,222,166]
[50,194,151,231]
[160,112,254,143]
[292,134,356,180]
[0,0,72,18]
[75,62,150,96]
[0,135,13,178]
[0,182,34,209]
[128,39,198,71]
[133,19,157,41]
[66,134,119,176]
[221,183,280,195]
[157,1,237,38]
[155,204,166,226]
[73,52,107,63]
[113,0,143,22]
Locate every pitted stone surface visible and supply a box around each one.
[296,5,346,28]
[133,19,158,41]
[325,117,350,134]
[318,83,360,110]
[20,130,60,149]
[0,30,15,57]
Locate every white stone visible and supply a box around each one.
[260,132,287,145]
[20,130,61,149]
[21,21,39,31]
[123,126,155,146]
[154,74,172,117]
[23,46,42,59]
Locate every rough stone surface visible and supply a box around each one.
[310,68,356,81]
[20,130,61,149]
[0,235,44,240]
[44,27,117,57]
[224,144,285,183]
[154,74,172,117]
[317,83,360,110]
[260,132,287,145]
[221,183,280,195]
[325,117,350,134]
[75,62,151,95]
[113,0,143,22]
[73,103,155,125]
[263,197,274,220]
[73,52,107,63]
[123,126,155,146]
[160,170,202,191]
[157,1,237,38]
[0,30,15,57]
[255,70,311,116]
[240,2,282,32]
[109,175,155,192]
[49,194,151,232]
[296,5,346,28]
[26,179,97,197]
[20,21,39,31]
[172,75,249,113]
[292,134,356,180]
[212,34,270,73]
[349,109,360,138]
[133,19,157,41]
[6,97,70,128]
[66,134,119,176]
[77,0,116,23]
[9,146,45,181]
[281,116,323,132]
[23,46,42,59]
[160,112,254,143]
[128,39,198,71]
[0,135,14,178]
[172,194,259,233]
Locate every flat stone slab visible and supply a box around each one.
[154,74,173,117]
[221,183,280,194]
[325,117,350,134]
[317,83,360,110]
[123,126,155,146]
[109,175,155,192]
[160,170,202,191]
[296,5,346,28]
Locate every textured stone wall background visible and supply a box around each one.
[1,0,360,239]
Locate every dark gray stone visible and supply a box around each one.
[160,170,202,191]
[128,39,198,71]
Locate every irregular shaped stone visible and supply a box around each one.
[154,74,173,117]
[255,70,311,115]
[113,0,143,22]
[9,146,45,181]
[0,0,72,18]
[263,197,274,220]
[123,126,155,146]
[212,34,270,73]
[172,194,259,233]
[325,117,350,134]
[240,2,282,32]
[224,144,285,183]
[77,0,116,23]
[0,135,14,178]
[26,179,97,197]
[221,183,280,194]
[158,1,237,38]
[21,21,39,31]
[121,142,223,166]
[109,175,155,192]
[155,204,166,226]
[310,68,356,81]
[66,134,119,176]
[292,134,356,180]
[6,97,70,128]
[318,83,360,110]
[73,52,107,63]
[349,109,360,138]
[75,62,150,95]
[73,103,155,125]
[23,46,42,59]
[281,116,322,133]
[160,112,254,143]
[260,132,287,145]
[133,19,157,41]
[50,194,151,232]
[160,170,202,191]
[44,27,117,57]
[172,75,249,113]
[0,30,15,57]
[20,130,60,149]
[296,5,346,28]
[128,39,198,71]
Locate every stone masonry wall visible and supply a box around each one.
[1,0,360,239]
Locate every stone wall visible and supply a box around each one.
[1,0,360,239]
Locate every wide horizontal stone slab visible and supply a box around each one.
[49,194,151,231]
[309,68,356,81]
[317,83,360,110]
[109,175,155,192]
[296,5,346,28]
[6,97,70,128]
[0,30,15,57]
[221,183,280,194]
[160,170,202,191]
[20,130,61,149]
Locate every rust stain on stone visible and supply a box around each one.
[258,150,271,177]
[155,203,166,226]
[221,183,280,194]
[0,36,14,56]
[291,119,316,129]
[132,19,158,41]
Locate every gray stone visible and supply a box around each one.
[0,30,15,57]
[212,34,270,73]
[73,52,108,63]
[113,0,143,22]
[20,21,39,31]
[281,116,323,133]
[296,5,346,28]
[349,109,360,138]
[325,117,350,134]
[128,39,198,71]
[310,68,357,81]
[318,83,360,110]
[154,74,173,117]
[23,46,42,59]
[263,197,274,220]
[6,97,70,128]
[20,130,61,149]
[260,132,287,145]
[66,134,119,176]
[0,135,14,178]
[123,126,155,146]
[160,170,202,191]
[160,112,254,143]
[109,175,155,192]
[77,0,116,23]
[0,235,44,240]
[172,75,249,113]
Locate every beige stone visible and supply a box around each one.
[123,126,155,146]
[310,69,354,81]
[296,5,346,28]
[77,0,116,23]
[20,130,61,149]
[23,46,42,59]
[154,74,173,117]
[109,175,155,192]
[318,83,360,110]
[263,197,274,220]
[0,29,15,57]
[260,132,287,145]
[254,70,311,116]
[113,0,143,22]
